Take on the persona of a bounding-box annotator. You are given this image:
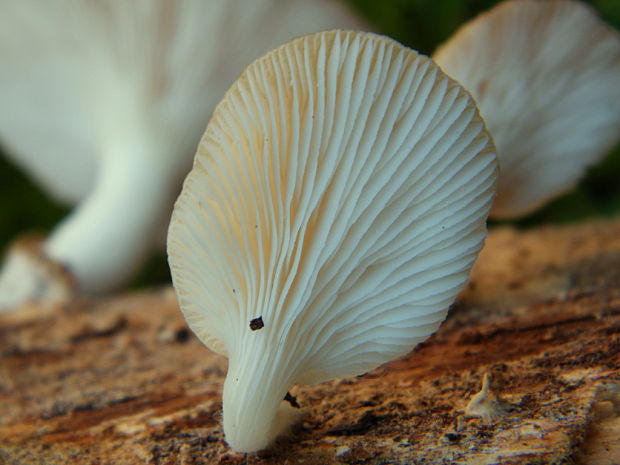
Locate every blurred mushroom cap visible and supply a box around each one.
[434,0,620,218]
[0,0,365,204]
[0,0,365,304]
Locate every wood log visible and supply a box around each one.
[1,218,619,464]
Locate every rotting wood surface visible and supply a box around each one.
[1,218,619,465]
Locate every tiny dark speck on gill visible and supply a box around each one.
[250,316,264,331]
[284,392,301,408]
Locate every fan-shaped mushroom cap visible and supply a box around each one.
[433,0,620,218]
[168,30,498,452]
[0,0,364,307]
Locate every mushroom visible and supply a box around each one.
[168,30,498,452]
[433,0,620,218]
[0,0,364,309]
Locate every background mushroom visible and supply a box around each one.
[168,30,498,452]
[433,0,620,219]
[0,0,364,309]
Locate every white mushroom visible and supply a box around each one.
[433,0,620,218]
[168,30,498,452]
[0,0,364,309]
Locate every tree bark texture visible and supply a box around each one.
[1,218,619,464]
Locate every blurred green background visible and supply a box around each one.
[1,0,619,287]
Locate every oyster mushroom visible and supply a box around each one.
[168,30,498,452]
[433,0,620,218]
[0,0,363,309]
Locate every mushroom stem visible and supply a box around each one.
[44,138,179,293]
[222,348,300,453]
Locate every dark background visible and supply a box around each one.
[1,0,619,287]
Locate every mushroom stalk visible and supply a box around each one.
[222,346,299,452]
[44,138,177,293]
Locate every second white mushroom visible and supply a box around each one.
[433,0,620,218]
[0,0,364,309]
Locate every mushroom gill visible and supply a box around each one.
[167,30,498,452]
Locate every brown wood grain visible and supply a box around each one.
[1,218,619,464]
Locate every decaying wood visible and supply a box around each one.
[1,218,619,464]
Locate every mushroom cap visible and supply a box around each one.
[0,0,97,203]
[433,0,620,218]
[0,0,365,204]
[168,30,497,452]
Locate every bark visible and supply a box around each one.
[1,218,619,464]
